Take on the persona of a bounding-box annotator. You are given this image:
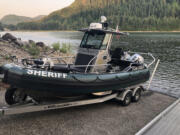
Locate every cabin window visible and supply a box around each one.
[80,31,105,49]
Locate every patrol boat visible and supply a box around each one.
[0,16,156,106]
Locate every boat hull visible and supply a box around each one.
[1,64,150,97]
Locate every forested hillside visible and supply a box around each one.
[1,15,32,25]
[15,0,180,31]
[0,15,46,25]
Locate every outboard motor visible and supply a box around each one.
[129,54,144,64]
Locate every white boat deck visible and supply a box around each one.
[136,98,180,135]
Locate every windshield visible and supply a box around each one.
[80,31,106,49]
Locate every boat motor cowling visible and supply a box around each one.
[129,54,144,64]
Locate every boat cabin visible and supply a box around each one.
[27,17,142,74]
[74,19,128,73]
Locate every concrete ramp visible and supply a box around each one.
[136,99,180,135]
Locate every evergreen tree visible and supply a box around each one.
[15,0,180,31]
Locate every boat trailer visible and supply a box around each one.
[0,85,145,116]
[0,93,118,116]
[0,59,160,116]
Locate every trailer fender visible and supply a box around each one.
[116,89,132,101]
[132,87,141,97]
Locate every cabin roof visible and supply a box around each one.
[79,28,129,35]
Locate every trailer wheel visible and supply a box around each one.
[132,89,141,102]
[121,92,132,106]
[5,87,27,105]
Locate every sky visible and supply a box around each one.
[0,0,75,19]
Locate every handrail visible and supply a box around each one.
[74,64,110,68]
[85,55,98,73]
[25,64,111,72]
[20,51,156,74]
[50,56,75,59]
[85,64,110,74]
[25,56,75,61]
[22,56,75,68]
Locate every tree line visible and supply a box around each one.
[3,0,180,31]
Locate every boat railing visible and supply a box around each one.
[55,51,156,73]
[20,56,75,67]
[21,56,110,74]
[50,56,108,74]
[48,52,156,70]
[14,51,156,74]
[50,56,75,61]
[80,64,111,74]
[50,56,75,66]
[85,54,98,73]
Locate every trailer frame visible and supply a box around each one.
[0,85,144,116]
[0,93,118,116]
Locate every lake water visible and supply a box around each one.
[0,31,179,97]
[114,32,180,98]
[0,31,83,47]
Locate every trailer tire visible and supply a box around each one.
[5,87,27,105]
[5,88,17,105]
[121,92,132,106]
[132,89,141,102]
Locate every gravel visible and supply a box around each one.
[0,91,176,135]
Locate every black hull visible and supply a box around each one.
[1,64,150,98]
